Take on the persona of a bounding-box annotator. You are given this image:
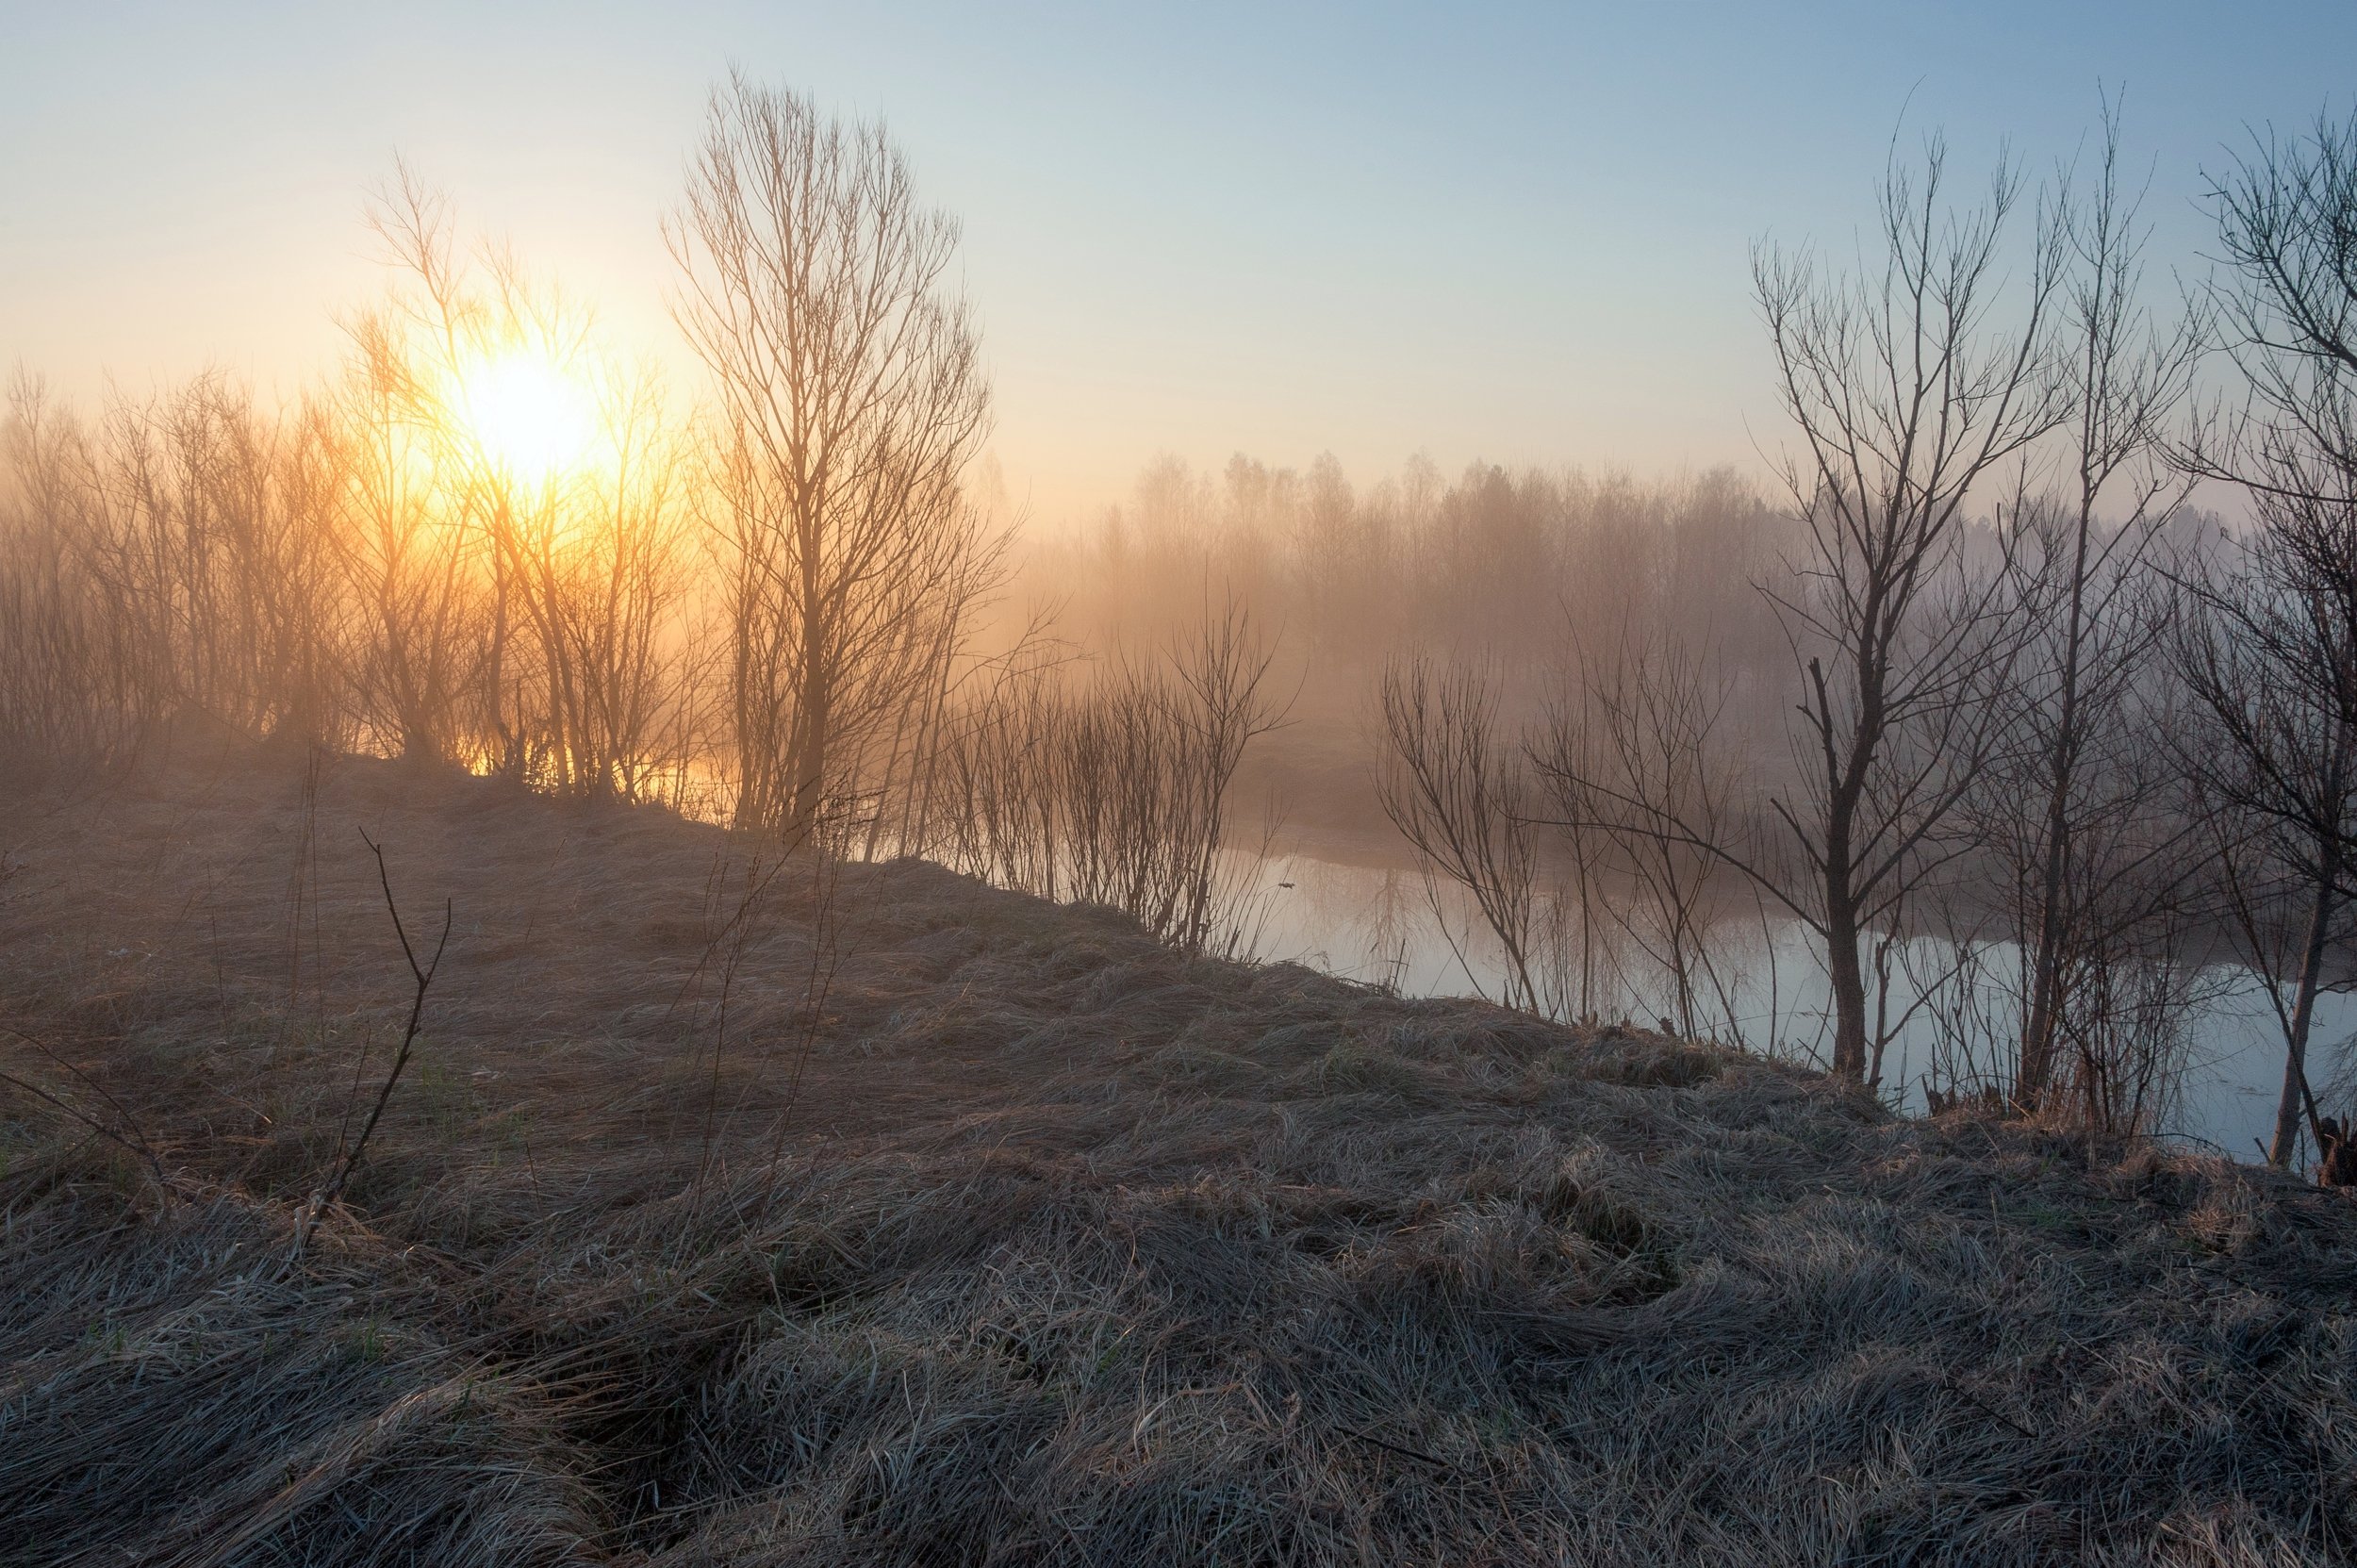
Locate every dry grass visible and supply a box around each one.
[5,744,2357,1565]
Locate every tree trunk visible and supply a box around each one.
[784,690,831,846]
[1825,891,1870,1081]
[1821,697,1871,1084]
[2016,501,2096,1112]
[2272,854,2340,1168]
[783,597,832,848]
[2016,789,2074,1107]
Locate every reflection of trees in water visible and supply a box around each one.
[1268,846,2332,1152]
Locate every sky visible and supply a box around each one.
[5,1,2355,523]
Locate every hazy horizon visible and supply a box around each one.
[9,1,2352,523]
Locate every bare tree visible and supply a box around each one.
[352,172,704,799]
[2000,103,2205,1109]
[332,297,487,766]
[0,365,354,778]
[1744,134,2064,1083]
[669,73,993,843]
[0,377,149,778]
[1535,626,1743,1038]
[2199,108,2357,509]
[1376,655,1544,1013]
[2176,509,2357,1167]
[2172,106,2357,1169]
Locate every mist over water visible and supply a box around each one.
[8,61,2357,1183]
[1226,847,2349,1160]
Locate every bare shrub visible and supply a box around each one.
[1538,627,1750,1040]
[939,604,1283,956]
[1375,654,1546,1012]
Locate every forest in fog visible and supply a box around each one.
[9,74,2357,1172]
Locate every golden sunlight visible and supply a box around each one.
[455,350,597,483]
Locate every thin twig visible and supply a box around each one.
[0,1049,171,1205]
[293,830,451,1253]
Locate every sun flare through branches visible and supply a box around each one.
[453,349,598,485]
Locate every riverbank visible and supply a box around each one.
[4,748,2354,1564]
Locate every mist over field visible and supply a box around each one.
[9,8,2357,1563]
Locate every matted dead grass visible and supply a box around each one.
[4,744,2357,1565]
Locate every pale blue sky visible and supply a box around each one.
[4,2,2351,518]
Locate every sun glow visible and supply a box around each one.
[455,351,598,484]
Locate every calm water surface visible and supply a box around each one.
[1228,850,2352,1161]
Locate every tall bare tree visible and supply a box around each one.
[2175,502,2357,1168]
[2200,108,2357,508]
[2175,107,2357,1168]
[669,73,993,842]
[331,187,489,767]
[1747,135,2064,1083]
[2001,104,2205,1109]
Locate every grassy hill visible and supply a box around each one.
[3,749,2354,1566]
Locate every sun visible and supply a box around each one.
[454,351,597,484]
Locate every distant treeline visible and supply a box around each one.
[1028,455,1787,685]
[8,81,2357,1167]
[1009,107,2357,1171]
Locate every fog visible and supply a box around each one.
[8,77,2357,1179]
[1004,454,1792,840]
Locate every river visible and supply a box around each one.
[1228,848,2353,1161]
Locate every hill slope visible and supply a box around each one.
[2,750,2354,1566]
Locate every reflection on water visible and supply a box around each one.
[1230,850,2355,1162]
